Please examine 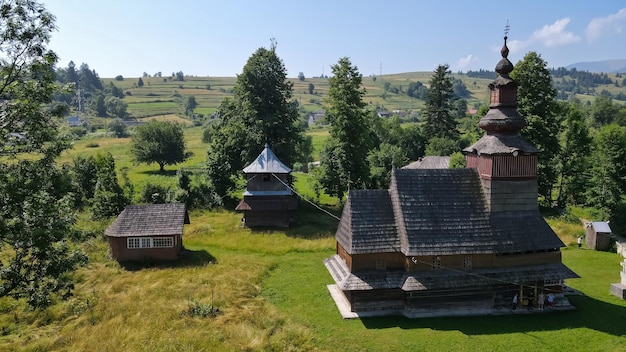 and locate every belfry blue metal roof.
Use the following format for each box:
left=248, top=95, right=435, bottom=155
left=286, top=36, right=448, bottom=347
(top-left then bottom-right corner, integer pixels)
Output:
left=243, top=144, right=291, bottom=174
